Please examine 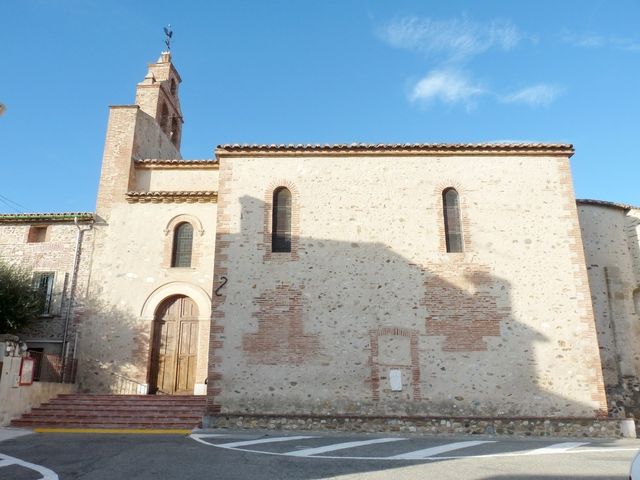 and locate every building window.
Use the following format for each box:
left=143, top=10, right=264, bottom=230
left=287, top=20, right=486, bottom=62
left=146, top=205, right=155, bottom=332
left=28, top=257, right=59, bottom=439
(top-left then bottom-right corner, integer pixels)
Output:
left=272, top=187, right=292, bottom=253
left=170, top=78, right=177, bottom=96
left=443, top=188, right=463, bottom=253
left=171, top=222, right=193, bottom=267
left=27, top=226, right=48, bottom=243
left=33, top=272, right=55, bottom=315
